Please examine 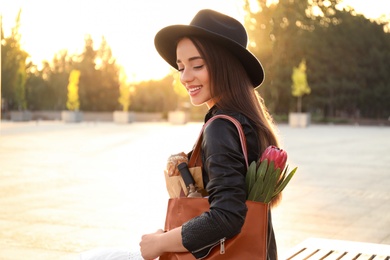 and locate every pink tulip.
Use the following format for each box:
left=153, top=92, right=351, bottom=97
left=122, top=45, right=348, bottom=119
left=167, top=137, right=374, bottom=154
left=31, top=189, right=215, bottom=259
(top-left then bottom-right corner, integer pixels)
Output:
left=260, top=145, right=287, bottom=170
